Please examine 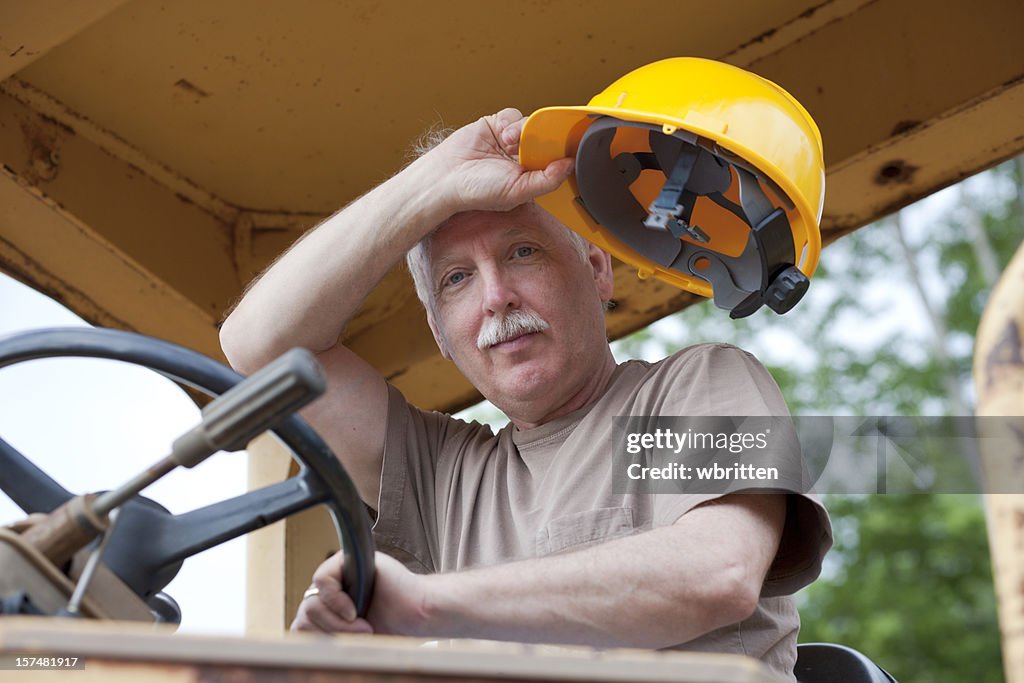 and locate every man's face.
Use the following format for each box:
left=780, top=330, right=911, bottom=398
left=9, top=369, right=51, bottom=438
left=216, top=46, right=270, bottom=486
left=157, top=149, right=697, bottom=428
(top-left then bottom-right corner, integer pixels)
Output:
left=426, top=203, right=614, bottom=422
